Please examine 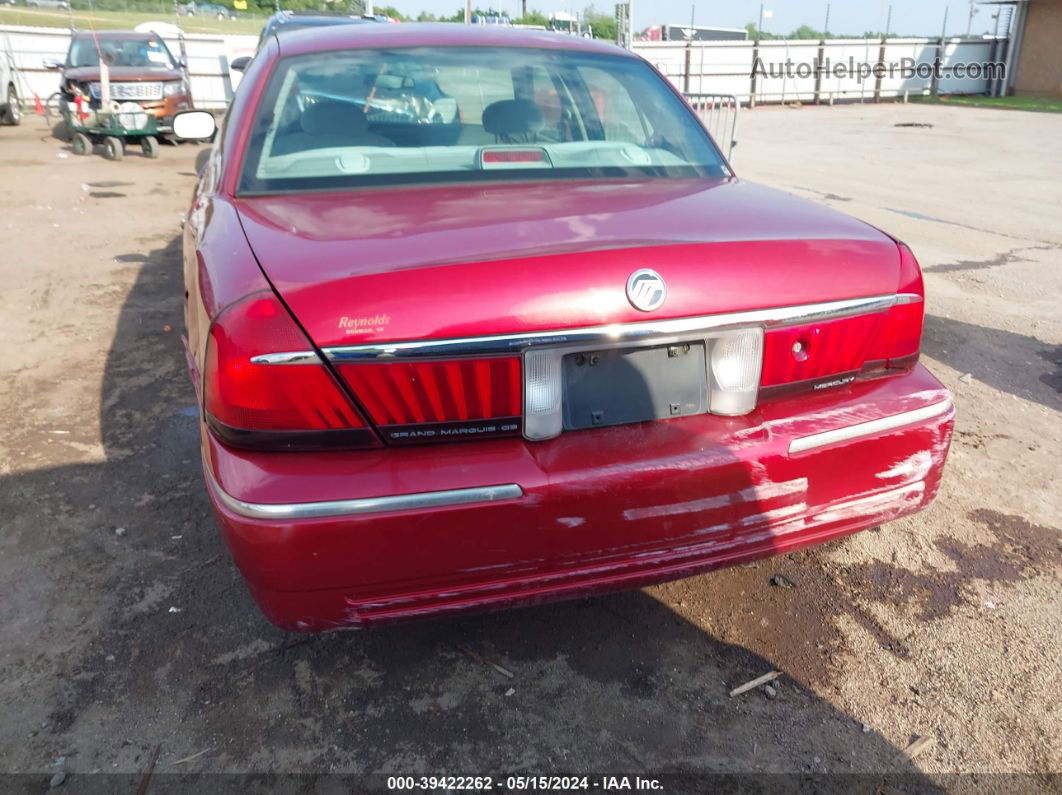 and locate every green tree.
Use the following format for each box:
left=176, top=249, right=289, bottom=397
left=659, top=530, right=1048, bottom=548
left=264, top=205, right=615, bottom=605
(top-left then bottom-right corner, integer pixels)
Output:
left=789, top=24, right=824, bottom=39
left=744, top=22, right=779, bottom=40
left=373, top=4, right=405, bottom=20
left=582, top=4, right=616, bottom=39
left=515, top=9, right=548, bottom=26
left=440, top=6, right=507, bottom=22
